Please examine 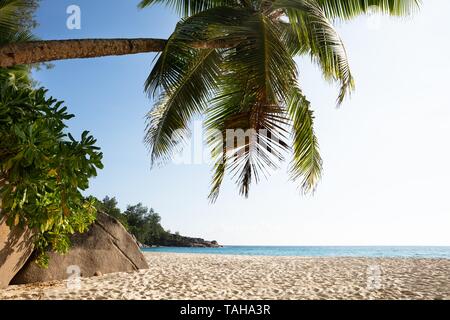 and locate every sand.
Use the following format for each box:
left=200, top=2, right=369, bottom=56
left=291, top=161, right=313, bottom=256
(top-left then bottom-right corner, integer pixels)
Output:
left=0, top=252, right=449, bottom=300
